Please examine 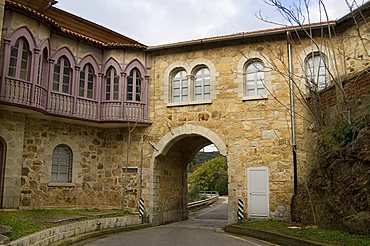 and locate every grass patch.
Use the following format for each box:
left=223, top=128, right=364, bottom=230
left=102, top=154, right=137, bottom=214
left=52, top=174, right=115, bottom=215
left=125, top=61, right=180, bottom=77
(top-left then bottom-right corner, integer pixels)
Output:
left=0, top=208, right=132, bottom=240
left=240, top=220, right=370, bottom=246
